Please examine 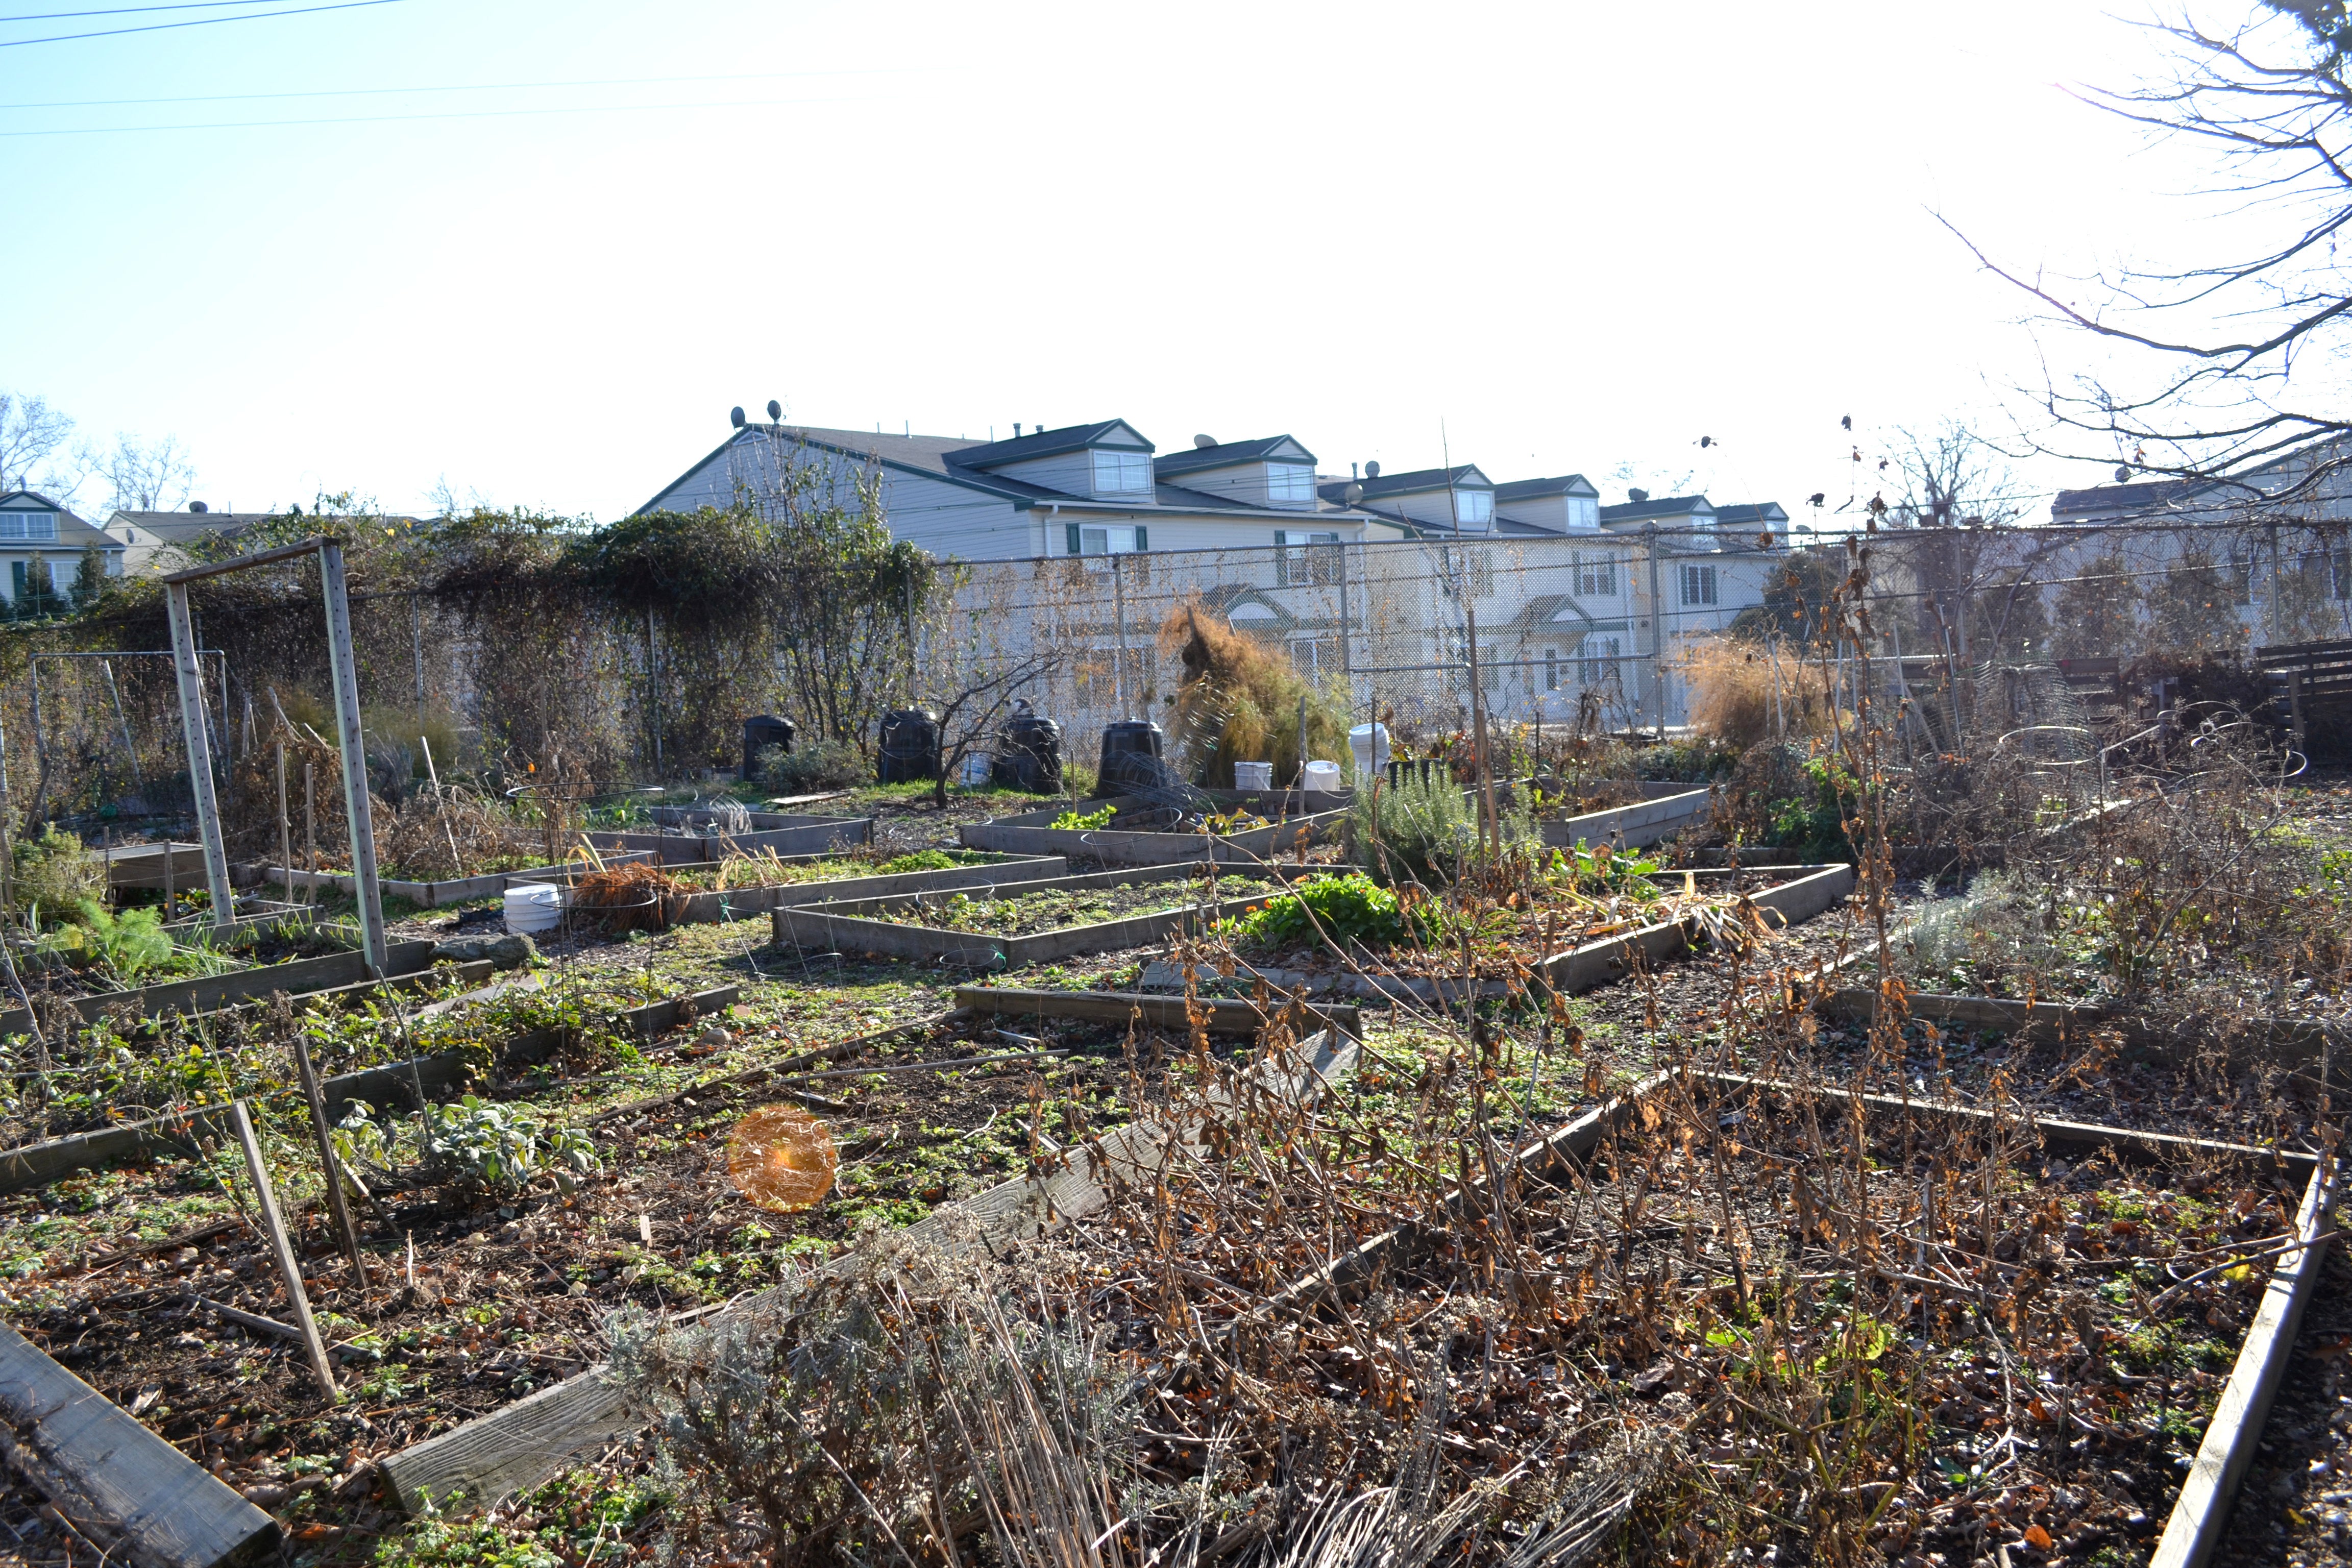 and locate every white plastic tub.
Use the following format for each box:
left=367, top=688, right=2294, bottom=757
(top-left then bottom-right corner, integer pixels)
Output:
left=1349, top=723, right=1391, bottom=783
left=1303, top=760, right=1343, bottom=792
left=1233, top=761, right=1275, bottom=791
left=503, top=883, right=564, bottom=934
